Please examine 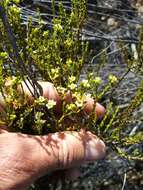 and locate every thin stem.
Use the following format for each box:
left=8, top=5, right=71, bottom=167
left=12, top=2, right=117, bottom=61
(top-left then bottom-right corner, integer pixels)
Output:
left=0, top=4, right=43, bottom=97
